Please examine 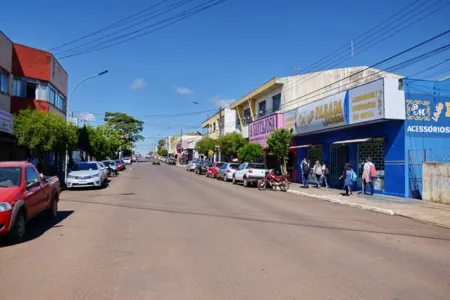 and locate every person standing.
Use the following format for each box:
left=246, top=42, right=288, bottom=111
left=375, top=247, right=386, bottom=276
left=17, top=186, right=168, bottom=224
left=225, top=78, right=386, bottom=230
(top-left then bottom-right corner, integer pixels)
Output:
left=321, top=161, right=330, bottom=188
left=300, top=157, right=310, bottom=188
left=339, top=163, right=356, bottom=196
left=362, top=157, right=376, bottom=195
left=313, top=160, right=322, bottom=188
